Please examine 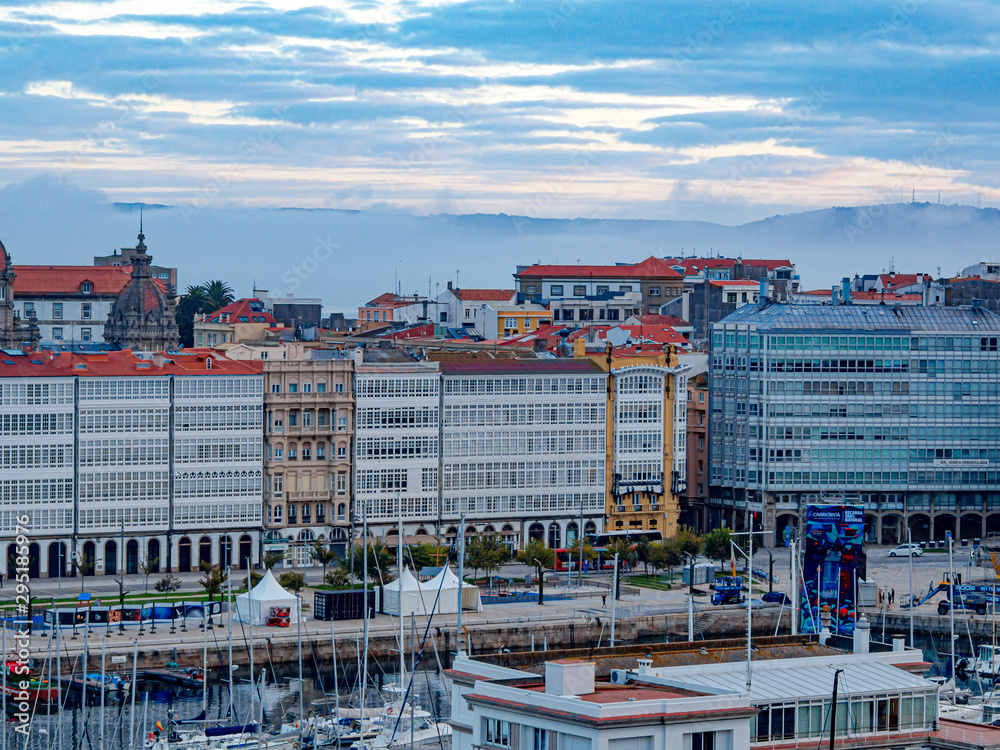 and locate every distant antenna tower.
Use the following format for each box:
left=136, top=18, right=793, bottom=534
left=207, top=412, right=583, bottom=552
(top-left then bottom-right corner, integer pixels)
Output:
left=938, top=189, right=941, bottom=204
left=912, top=186, right=915, bottom=204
